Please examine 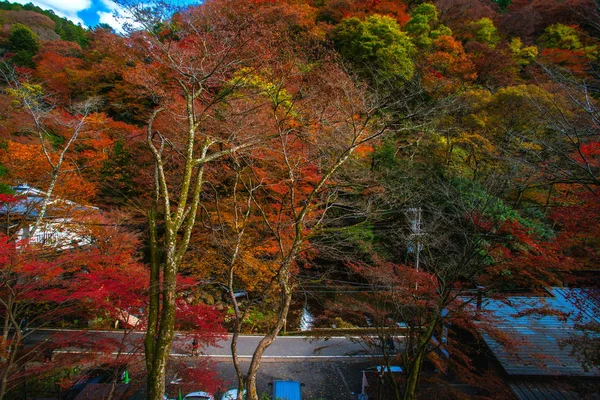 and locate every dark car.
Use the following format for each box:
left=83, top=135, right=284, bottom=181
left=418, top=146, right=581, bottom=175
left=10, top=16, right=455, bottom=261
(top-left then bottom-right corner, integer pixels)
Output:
left=66, top=364, right=128, bottom=400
